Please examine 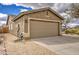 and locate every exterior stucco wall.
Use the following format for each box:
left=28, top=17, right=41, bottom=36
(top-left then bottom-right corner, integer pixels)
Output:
left=13, top=16, right=24, bottom=36
left=23, top=15, right=29, bottom=37
left=13, top=15, right=29, bottom=37
left=23, top=15, right=28, bottom=33
left=28, top=10, right=62, bottom=22
left=8, top=16, right=15, bottom=34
